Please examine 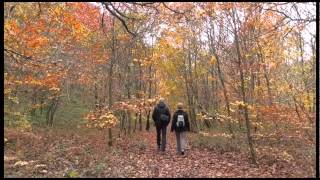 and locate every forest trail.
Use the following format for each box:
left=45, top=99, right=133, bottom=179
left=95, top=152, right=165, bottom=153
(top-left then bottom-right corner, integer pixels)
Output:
left=4, top=127, right=312, bottom=178
left=92, top=129, right=296, bottom=178
left=4, top=2, right=316, bottom=178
